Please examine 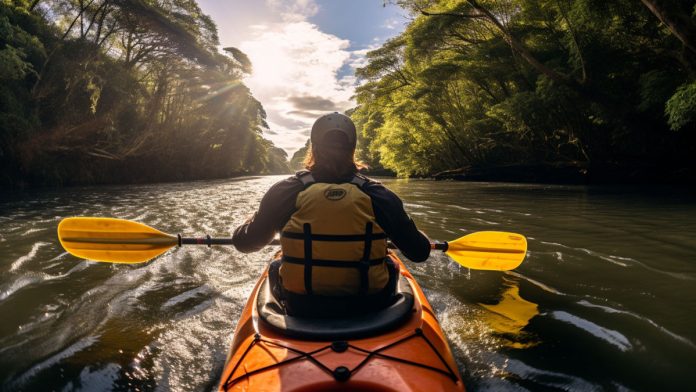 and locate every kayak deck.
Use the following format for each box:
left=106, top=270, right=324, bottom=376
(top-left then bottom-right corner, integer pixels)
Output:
left=218, top=253, right=466, bottom=391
